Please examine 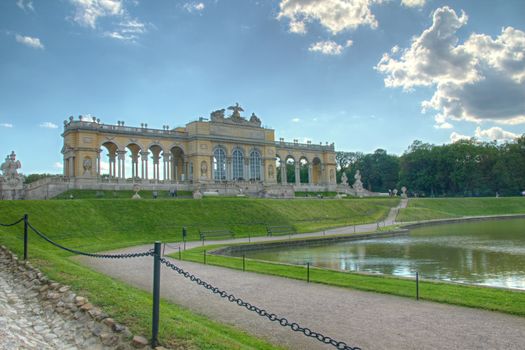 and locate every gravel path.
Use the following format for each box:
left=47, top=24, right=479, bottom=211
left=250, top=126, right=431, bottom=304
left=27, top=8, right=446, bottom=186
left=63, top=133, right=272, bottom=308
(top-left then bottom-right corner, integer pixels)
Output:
left=78, top=199, right=525, bottom=349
